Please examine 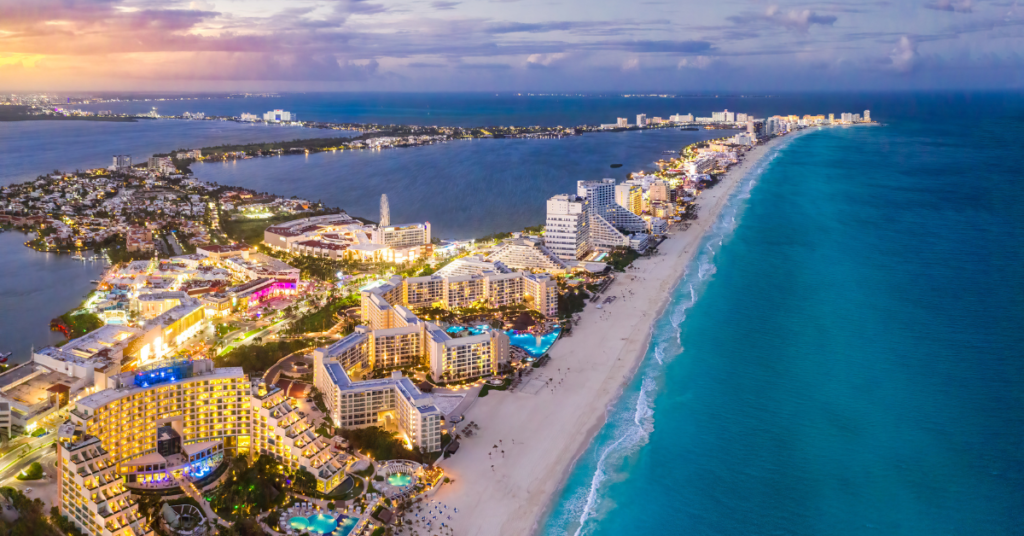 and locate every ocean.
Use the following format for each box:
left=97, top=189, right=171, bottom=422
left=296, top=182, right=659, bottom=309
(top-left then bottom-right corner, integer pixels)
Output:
left=1, top=93, right=1021, bottom=535
left=542, top=94, right=1024, bottom=535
